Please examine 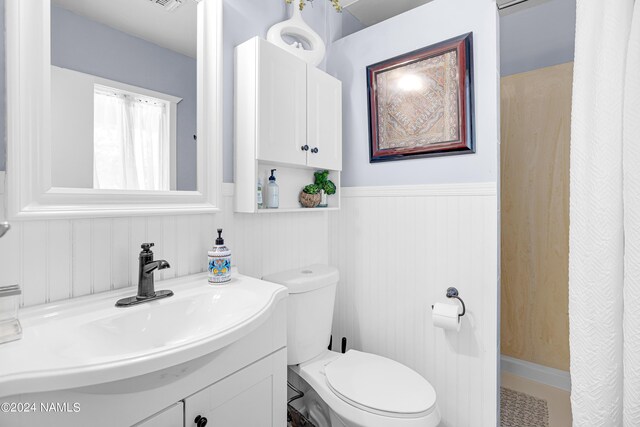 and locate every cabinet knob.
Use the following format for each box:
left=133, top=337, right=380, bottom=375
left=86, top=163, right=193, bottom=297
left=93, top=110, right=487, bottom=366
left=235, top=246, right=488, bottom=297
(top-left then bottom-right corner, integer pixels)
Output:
left=301, top=145, right=309, bottom=151
left=311, top=147, right=319, bottom=154
left=194, top=415, right=208, bottom=427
